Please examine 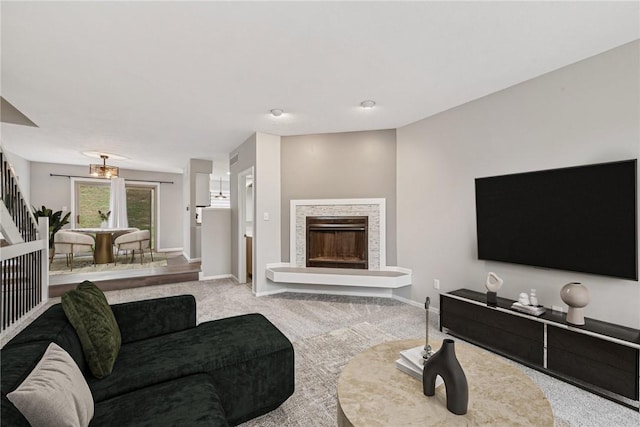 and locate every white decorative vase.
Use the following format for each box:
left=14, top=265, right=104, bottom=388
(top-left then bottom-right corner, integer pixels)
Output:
left=100, top=221, right=108, bottom=229
left=560, top=282, right=590, bottom=325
